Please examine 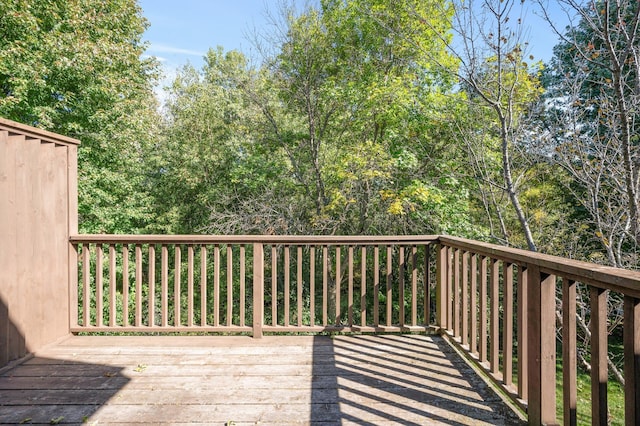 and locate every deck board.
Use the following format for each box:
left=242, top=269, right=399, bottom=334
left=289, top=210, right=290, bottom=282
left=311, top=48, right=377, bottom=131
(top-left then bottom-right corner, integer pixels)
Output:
left=0, top=334, right=524, bottom=425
